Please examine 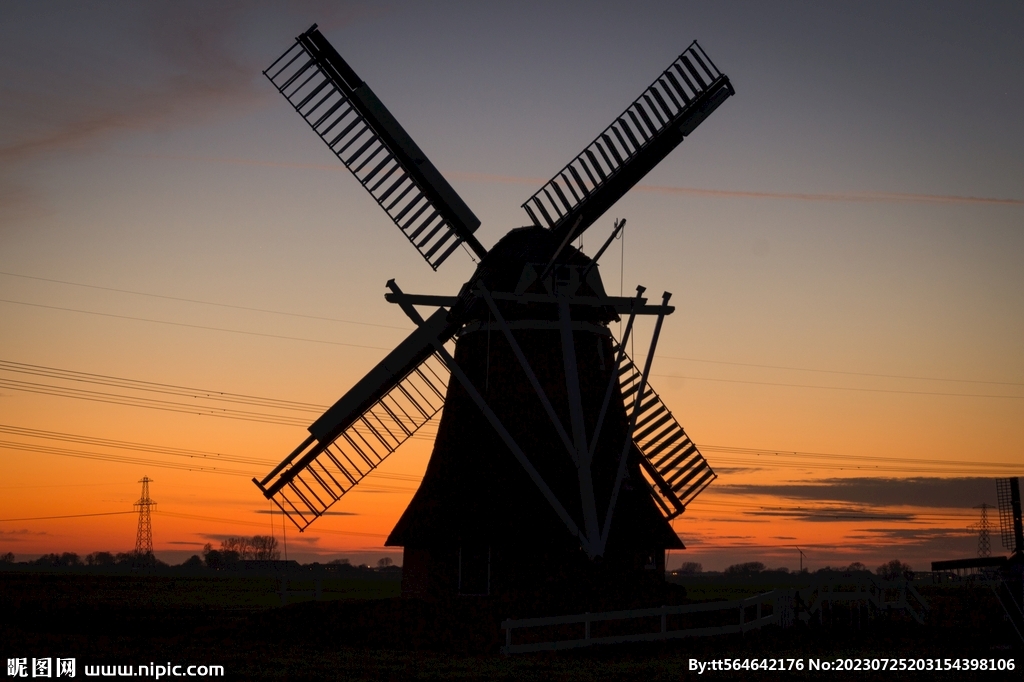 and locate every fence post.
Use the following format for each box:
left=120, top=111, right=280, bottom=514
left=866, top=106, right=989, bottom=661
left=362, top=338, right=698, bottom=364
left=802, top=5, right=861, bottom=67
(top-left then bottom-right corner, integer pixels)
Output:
left=585, top=612, right=590, bottom=642
left=661, top=605, right=667, bottom=634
